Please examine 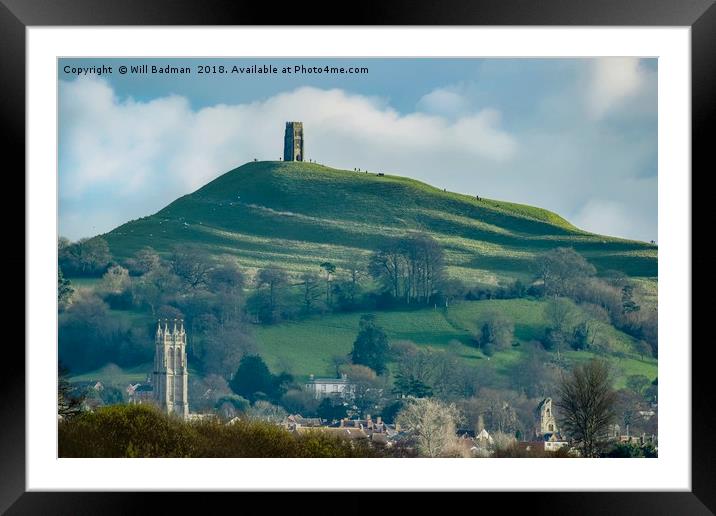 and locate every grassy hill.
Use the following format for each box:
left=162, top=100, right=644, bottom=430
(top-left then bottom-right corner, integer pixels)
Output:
left=102, top=161, right=657, bottom=283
